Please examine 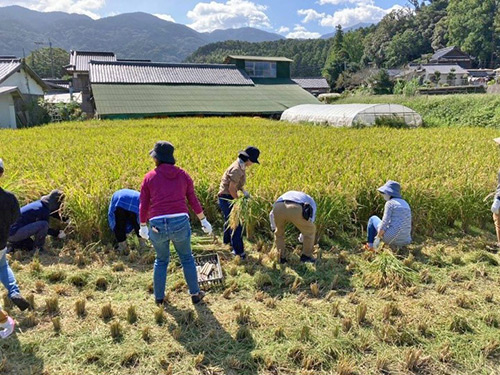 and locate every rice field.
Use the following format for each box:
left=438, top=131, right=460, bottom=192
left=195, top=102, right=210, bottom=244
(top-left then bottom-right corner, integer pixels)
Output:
left=1, top=117, right=499, bottom=243
left=1, top=117, right=500, bottom=374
